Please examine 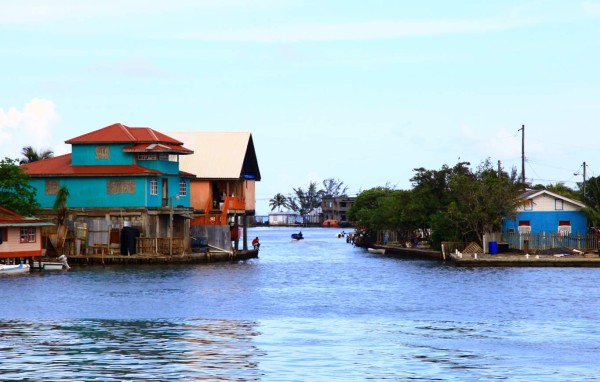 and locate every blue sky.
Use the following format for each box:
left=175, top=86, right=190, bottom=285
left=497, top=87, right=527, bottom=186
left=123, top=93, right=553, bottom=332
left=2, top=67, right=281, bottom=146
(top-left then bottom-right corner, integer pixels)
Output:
left=1, top=0, right=599, bottom=214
